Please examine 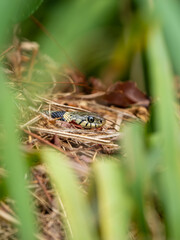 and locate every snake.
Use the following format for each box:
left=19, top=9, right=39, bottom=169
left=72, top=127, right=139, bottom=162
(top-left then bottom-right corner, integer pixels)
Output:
left=45, top=111, right=105, bottom=129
